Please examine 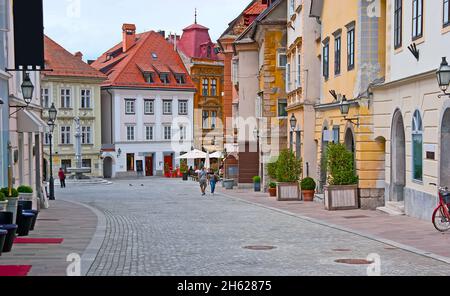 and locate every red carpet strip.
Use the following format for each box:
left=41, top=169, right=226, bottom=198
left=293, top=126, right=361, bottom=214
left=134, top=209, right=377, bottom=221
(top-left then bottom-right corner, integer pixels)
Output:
left=14, top=238, right=64, bottom=244
left=0, top=265, right=32, bottom=276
